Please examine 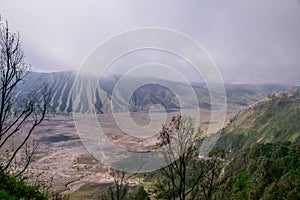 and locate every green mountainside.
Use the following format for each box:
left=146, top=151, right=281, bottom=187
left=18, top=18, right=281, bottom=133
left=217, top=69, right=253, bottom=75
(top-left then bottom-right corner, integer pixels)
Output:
left=141, top=87, right=300, bottom=200
left=210, top=87, right=300, bottom=199
left=216, top=86, right=300, bottom=153
left=214, top=142, right=300, bottom=199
